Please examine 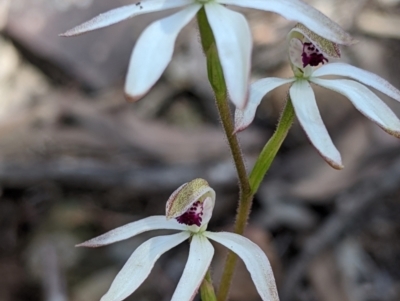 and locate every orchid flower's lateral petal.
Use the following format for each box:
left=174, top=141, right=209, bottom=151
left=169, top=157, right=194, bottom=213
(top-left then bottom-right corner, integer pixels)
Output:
left=218, top=0, right=354, bottom=45
left=205, top=231, right=279, bottom=301
left=101, top=232, right=190, bottom=301
left=125, top=4, right=201, bottom=101
left=311, top=78, right=400, bottom=138
left=76, top=216, right=187, bottom=248
left=205, top=3, right=252, bottom=109
left=234, top=77, right=294, bottom=132
left=60, top=0, right=193, bottom=36
left=312, top=63, right=400, bottom=102
left=171, top=235, right=214, bottom=301
left=200, top=196, right=214, bottom=227
left=289, top=38, right=304, bottom=69
left=290, top=80, right=343, bottom=169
